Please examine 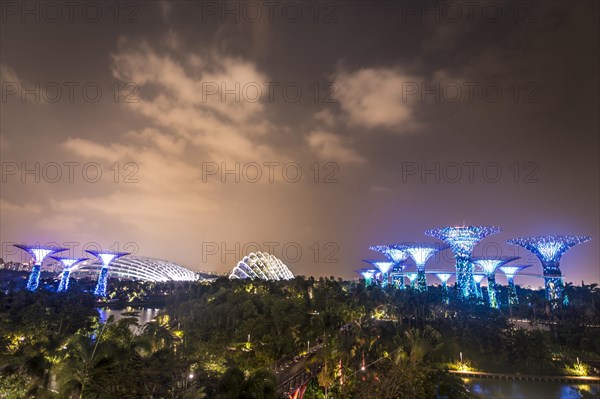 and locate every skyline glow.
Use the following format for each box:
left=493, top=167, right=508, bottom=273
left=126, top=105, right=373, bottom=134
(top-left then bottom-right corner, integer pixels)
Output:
left=1, top=2, right=598, bottom=284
